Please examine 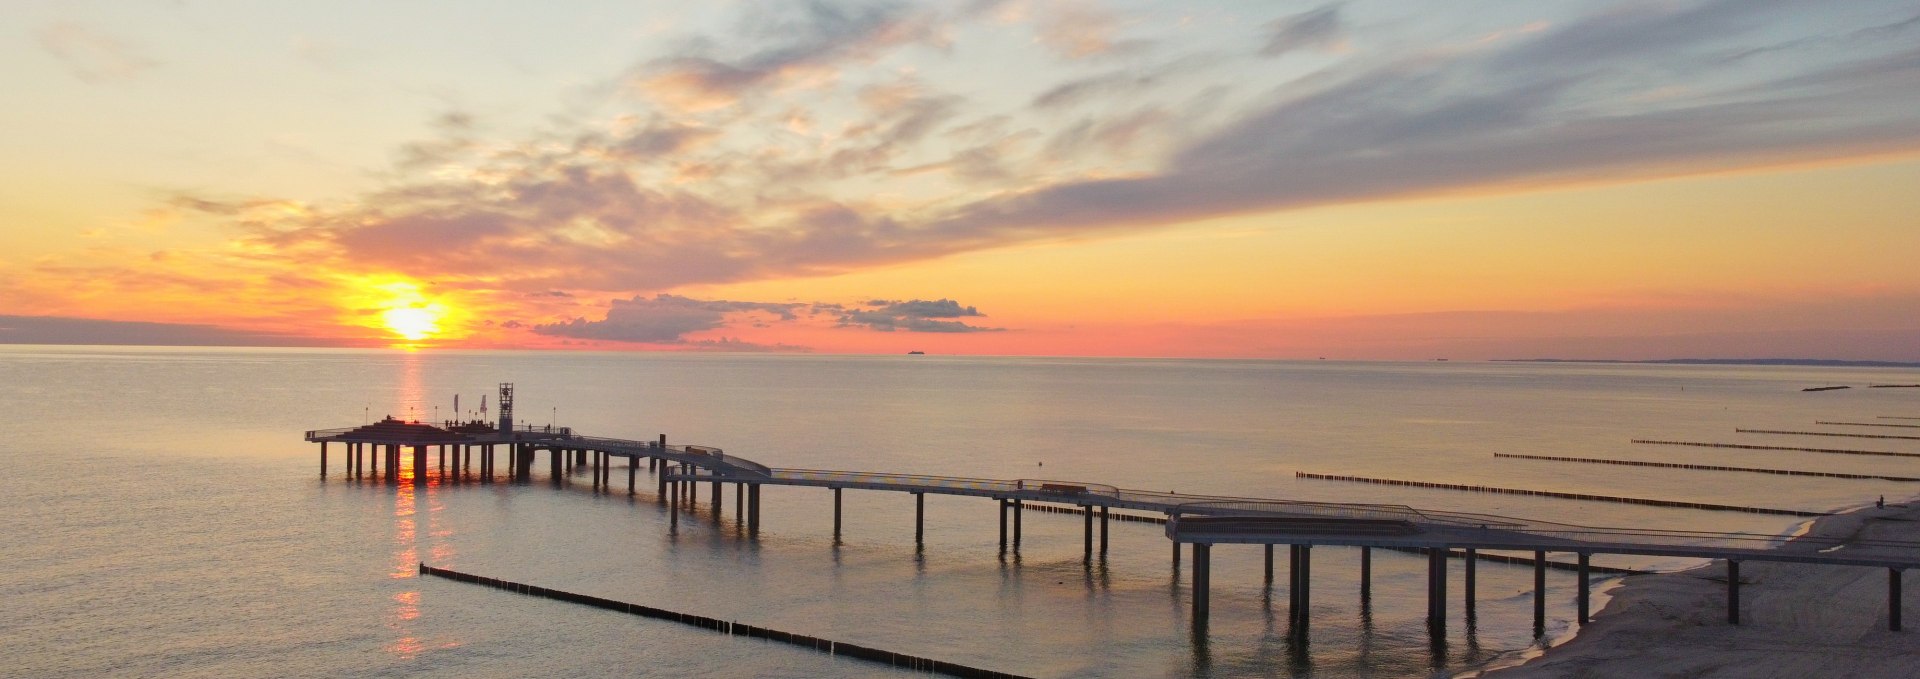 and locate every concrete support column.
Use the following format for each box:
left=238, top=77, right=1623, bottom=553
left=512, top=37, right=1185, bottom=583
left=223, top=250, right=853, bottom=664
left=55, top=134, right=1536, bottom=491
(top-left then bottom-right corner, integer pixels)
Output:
left=1578, top=552, right=1592, bottom=625
left=710, top=480, right=720, bottom=518
left=1361, top=546, right=1372, bottom=601
left=735, top=482, right=744, bottom=522
left=915, top=492, right=925, bottom=549
left=320, top=442, right=328, bottom=477
left=1081, top=504, right=1092, bottom=561
left=1099, top=505, right=1109, bottom=556
left=1428, top=548, right=1447, bottom=635
left=1465, top=548, right=1478, bottom=619
left=1534, top=550, right=1547, bottom=636
left=747, top=483, right=761, bottom=534
left=1290, top=545, right=1302, bottom=623
left=1727, top=560, right=1741, bottom=625
left=1192, top=543, right=1211, bottom=627
left=998, top=499, right=1008, bottom=552
left=627, top=459, right=637, bottom=494
left=552, top=447, right=564, bottom=484
left=412, top=446, right=427, bottom=486
left=1011, top=499, right=1022, bottom=551
left=832, top=488, right=843, bottom=540
left=1892, top=568, right=1904, bottom=631
left=669, top=481, right=679, bottom=531
left=1264, top=544, right=1274, bottom=585
left=1296, top=544, right=1312, bottom=636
